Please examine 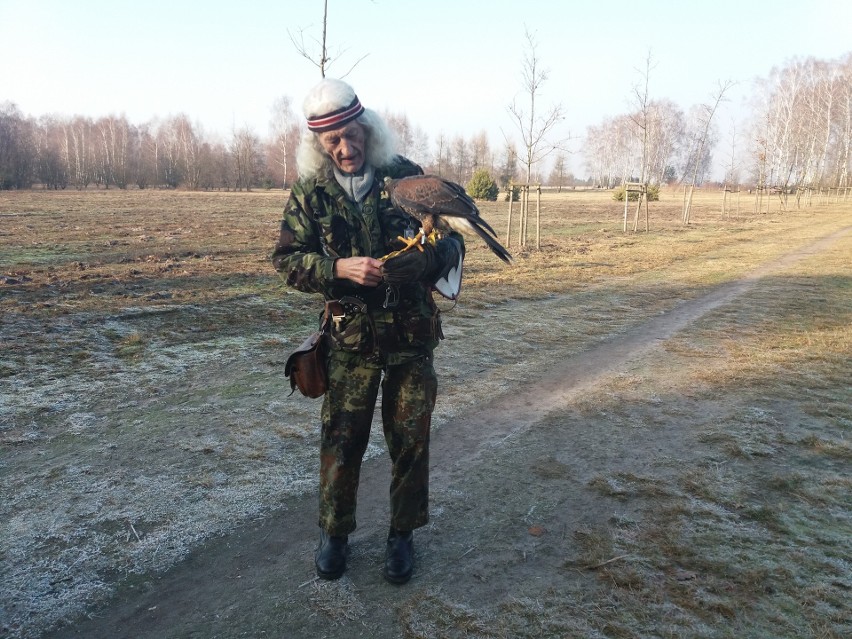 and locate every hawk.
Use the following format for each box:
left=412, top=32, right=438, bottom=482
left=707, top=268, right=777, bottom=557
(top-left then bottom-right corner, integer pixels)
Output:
left=384, top=175, right=513, bottom=264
